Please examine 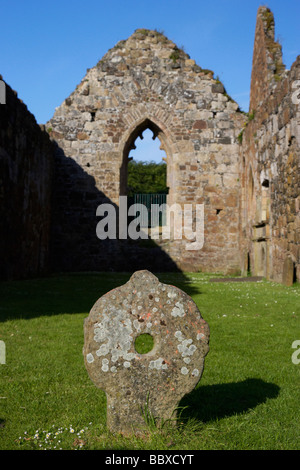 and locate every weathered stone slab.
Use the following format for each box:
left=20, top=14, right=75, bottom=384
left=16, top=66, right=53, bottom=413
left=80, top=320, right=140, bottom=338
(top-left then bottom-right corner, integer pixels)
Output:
left=282, top=257, right=295, bottom=286
left=83, top=270, right=209, bottom=435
